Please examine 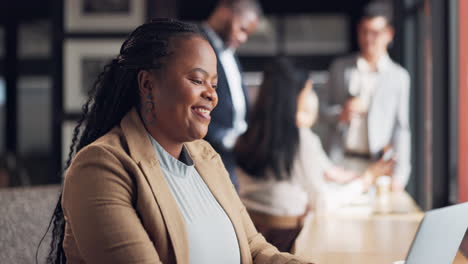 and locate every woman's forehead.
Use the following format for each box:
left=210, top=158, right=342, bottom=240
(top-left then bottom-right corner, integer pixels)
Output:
left=164, top=36, right=216, bottom=70
left=168, top=34, right=208, bottom=53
